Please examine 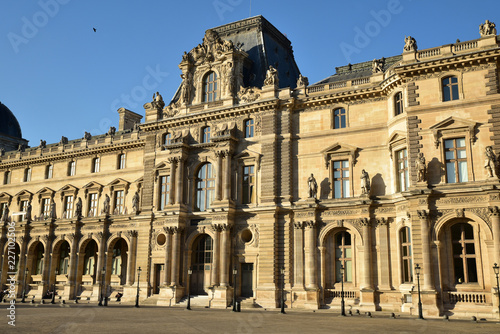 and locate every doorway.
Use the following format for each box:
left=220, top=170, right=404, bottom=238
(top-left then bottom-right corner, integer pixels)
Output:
left=241, top=263, right=254, bottom=297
